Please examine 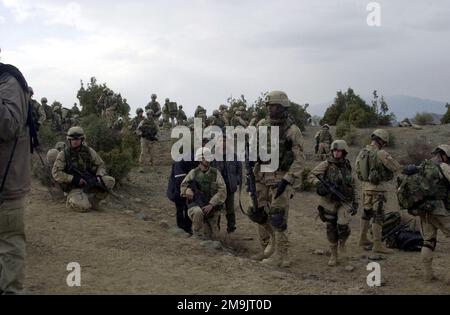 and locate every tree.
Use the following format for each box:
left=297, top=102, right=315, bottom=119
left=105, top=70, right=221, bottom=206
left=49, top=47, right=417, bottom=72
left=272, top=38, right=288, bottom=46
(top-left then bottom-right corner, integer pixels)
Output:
left=441, top=103, right=450, bottom=124
left=413, top=112, right=434, bottom=125
left=377, top=96, right=396, bottom=126
left=371, top=90, right=379, bottom=116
